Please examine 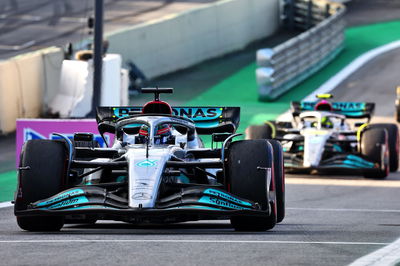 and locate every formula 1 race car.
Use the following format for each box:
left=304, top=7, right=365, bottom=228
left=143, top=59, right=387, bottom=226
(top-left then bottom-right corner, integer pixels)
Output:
left=246, top=94, right=399, bottom=179
left=14, top=88, right=285, bottom=232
